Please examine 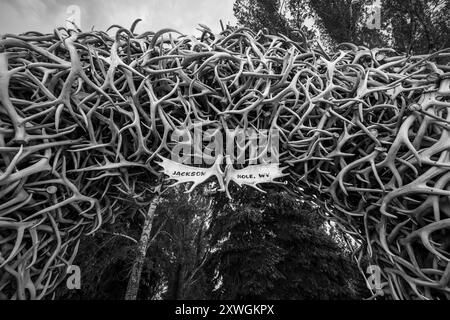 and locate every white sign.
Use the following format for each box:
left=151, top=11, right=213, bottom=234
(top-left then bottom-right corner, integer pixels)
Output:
left=157, top=155, right=287, bottom=193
